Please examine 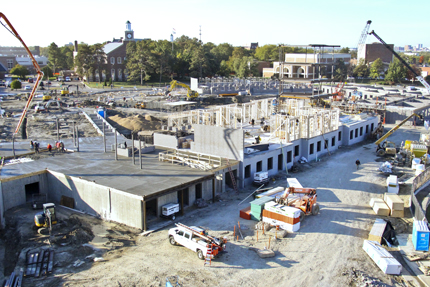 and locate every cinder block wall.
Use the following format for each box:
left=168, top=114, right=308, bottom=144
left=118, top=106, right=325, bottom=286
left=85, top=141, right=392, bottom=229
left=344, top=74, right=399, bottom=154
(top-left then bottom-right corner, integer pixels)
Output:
left=1, top=171, right=49, bottom=211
